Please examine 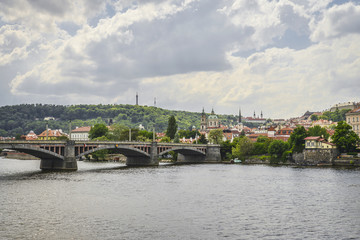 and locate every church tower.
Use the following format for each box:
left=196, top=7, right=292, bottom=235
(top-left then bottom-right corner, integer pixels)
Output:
left=238, top=108, right=242, bottom=124
left=200, top=108, right=207, bottom=131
